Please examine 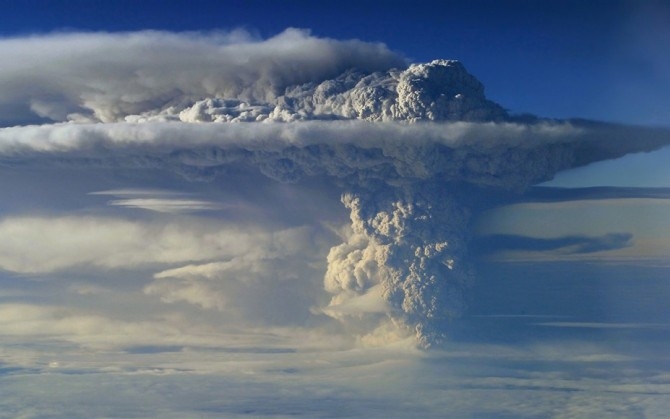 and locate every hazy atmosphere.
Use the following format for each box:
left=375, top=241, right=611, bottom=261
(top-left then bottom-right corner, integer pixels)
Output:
left=1, top=1, right=670, bottom=417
